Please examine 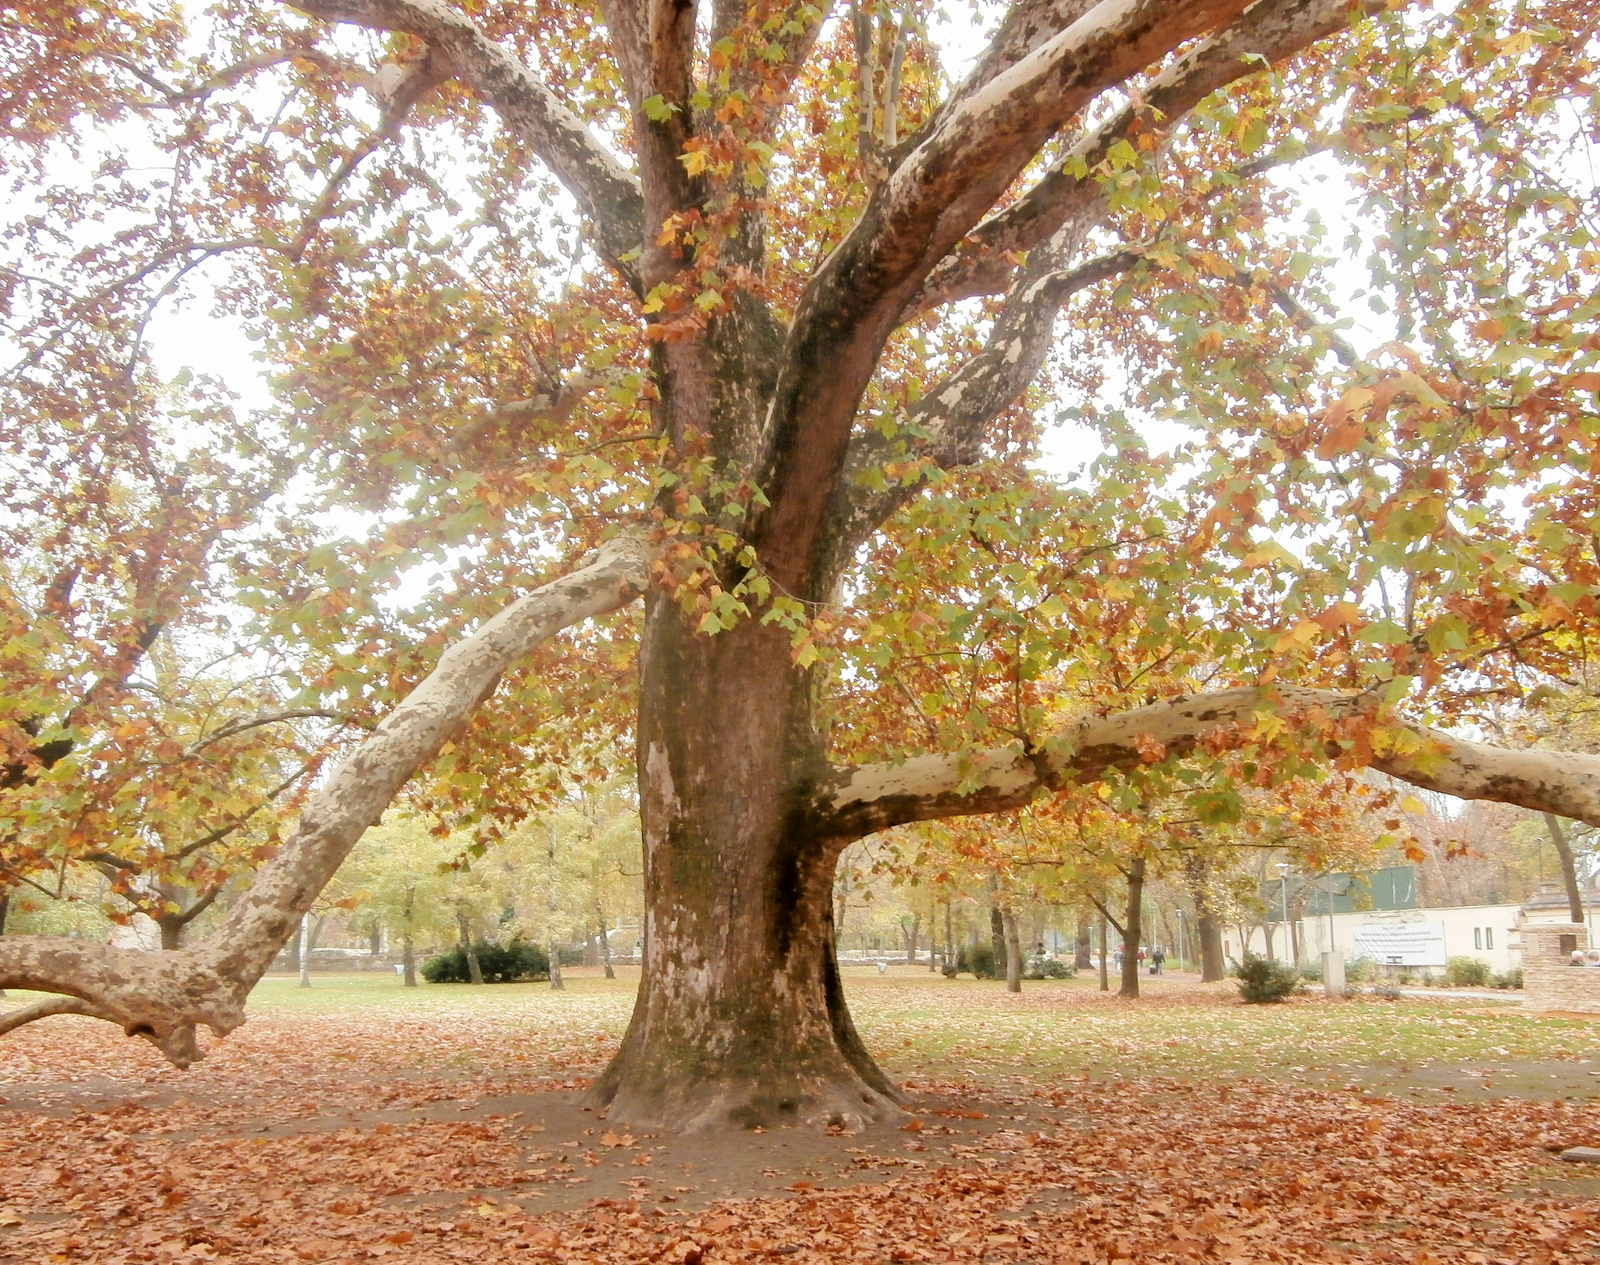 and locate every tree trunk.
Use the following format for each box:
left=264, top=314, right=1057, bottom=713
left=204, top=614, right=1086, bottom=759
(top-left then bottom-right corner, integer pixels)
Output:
left=597, top=902, right=616, bottom=980
left=928, top=896, right=937, bottom=972
left=905, top=912, right=919, bottom=963
left=1545, top=814, right=1586, bottom=924
left=1074, top=907, right=1092, bottom=970
left=159, top=917, right=183, bottom=951
left=549, top=943, right=564, bottom=989
left=401, top=888, right=417, bottom=987
left=1098, top=911, right=1109, bottom=992
left=989, top=904, right=1005, bottom=974
left=370, top=923, right=382, bottom=955
left=588, top=610, right=898, bottom=1132
left=1185, top=852, right=1226, bottom=982
left=1001, top=908, right=1021, bottom=993
left=456, top=912, right=484, bottom=986
left=1120, top=858, right=1145, bottom=999
left=944, top=898, right=953, bottom=976
left=0, top=892, right=7, bottom=997
left=1198, top=910, right=1225, bottom=983
left=297, top=911, right=311, bottom=989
